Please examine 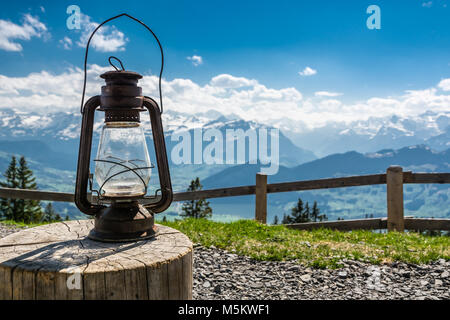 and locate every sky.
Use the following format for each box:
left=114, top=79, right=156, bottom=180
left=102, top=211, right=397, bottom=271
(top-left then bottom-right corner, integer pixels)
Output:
left=0, top=0, right=449, bottom=129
